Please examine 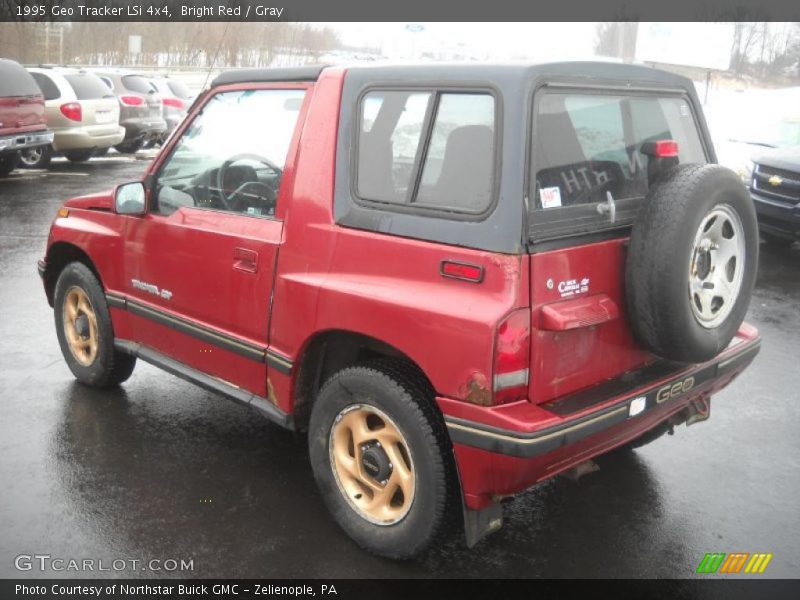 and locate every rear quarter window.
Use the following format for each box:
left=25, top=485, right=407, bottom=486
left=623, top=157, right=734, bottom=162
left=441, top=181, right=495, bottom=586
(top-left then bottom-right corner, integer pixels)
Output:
left=530, top=90, right=706, bottom=240
left=30, top=72, right=60, bottom=101
left=356, top=89, right=497, bottom=215
left=0, top=60, right=42, bottom=97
